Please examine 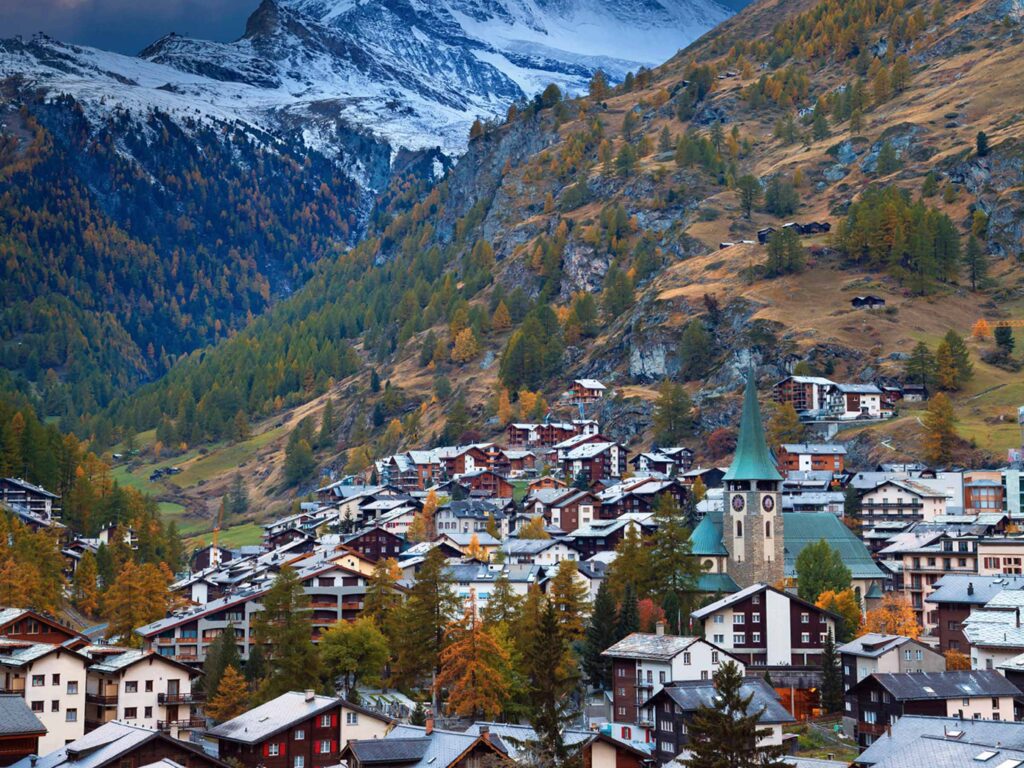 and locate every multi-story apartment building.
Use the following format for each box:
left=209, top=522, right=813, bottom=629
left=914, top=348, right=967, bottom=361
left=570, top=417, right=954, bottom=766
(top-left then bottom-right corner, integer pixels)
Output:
left=601, top=631, right=742, bottom=728
left=848, top=671, right=1019, bottom=748
left=0, top=478, right=61, bottom=523
left=926, top=574, right=1024, bottom=652
left=883, top=532, right=978, bottom=630
left=977, top=538, right=1024, bottom=576
left=772, top=376, right=834, bottom=416
left=837, top=634, right=945, bottom=736
left=858, top=479, right=949, bottom=523
left=0, top=639, right=90, bottom=752
left=137, top=559, right=383, bottom=664
left=690, top=584, right=839, bottom=668
left=560, top=442, right=627, bottom=486
left=646, top=678, right=792, bottom=764
left=964, top=474, right=1005, bottom=515
left=775, top=444, right=846, bottom=475
left=82, top=647, right=202, bottom=739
